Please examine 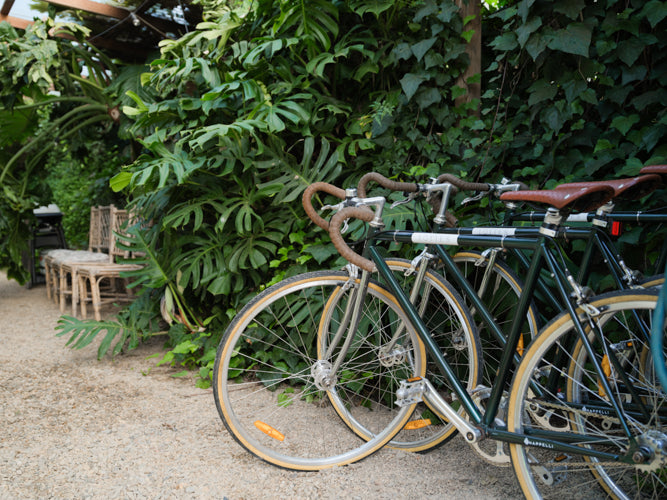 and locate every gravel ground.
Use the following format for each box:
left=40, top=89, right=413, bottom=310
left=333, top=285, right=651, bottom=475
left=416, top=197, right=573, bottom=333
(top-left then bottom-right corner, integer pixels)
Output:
left=0, top=272, right=523, bottom=499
